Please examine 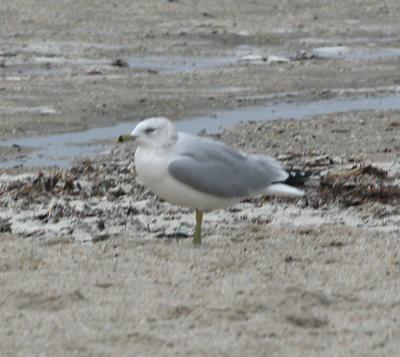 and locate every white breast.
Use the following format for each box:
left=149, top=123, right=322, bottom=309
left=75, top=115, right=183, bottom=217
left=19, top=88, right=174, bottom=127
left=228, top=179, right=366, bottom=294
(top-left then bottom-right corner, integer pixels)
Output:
left=135, top=147, right=169, bottom=188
